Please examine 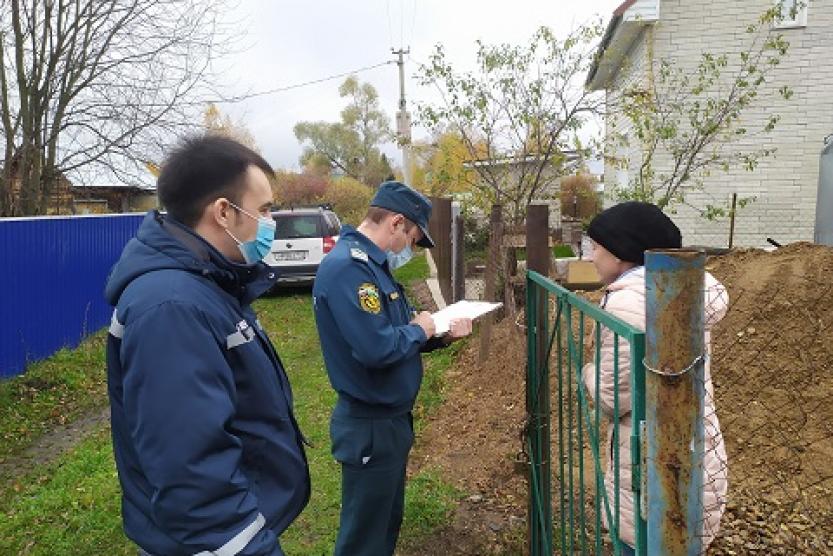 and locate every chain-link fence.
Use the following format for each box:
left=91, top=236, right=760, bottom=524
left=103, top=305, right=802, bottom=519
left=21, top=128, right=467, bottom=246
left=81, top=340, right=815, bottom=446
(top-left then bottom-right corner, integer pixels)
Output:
left=706, top=245, right=833, bottom=555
